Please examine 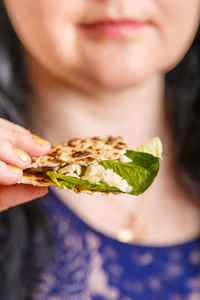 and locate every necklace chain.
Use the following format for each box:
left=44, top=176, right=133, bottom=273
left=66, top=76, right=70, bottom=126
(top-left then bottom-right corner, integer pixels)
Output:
left=105, top=195, right=148, bottom=244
